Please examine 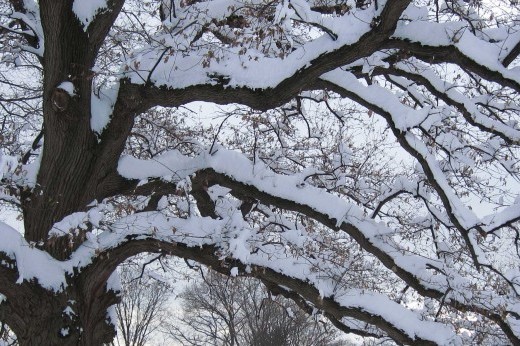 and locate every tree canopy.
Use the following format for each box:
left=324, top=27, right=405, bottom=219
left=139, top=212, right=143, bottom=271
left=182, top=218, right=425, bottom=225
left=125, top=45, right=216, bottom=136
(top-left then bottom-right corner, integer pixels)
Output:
left=1, top=0, right=520, bottom=345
